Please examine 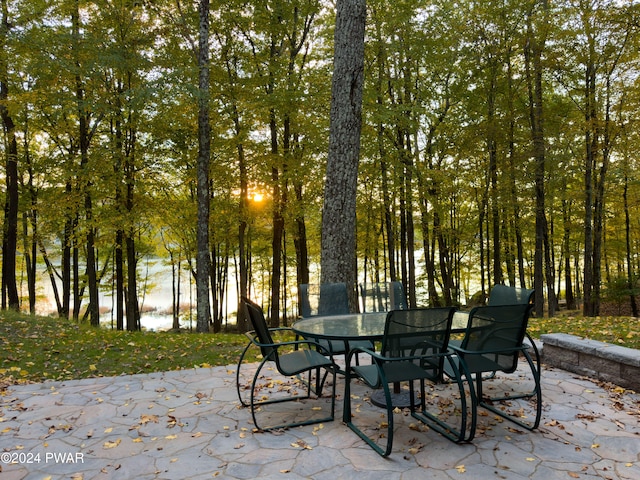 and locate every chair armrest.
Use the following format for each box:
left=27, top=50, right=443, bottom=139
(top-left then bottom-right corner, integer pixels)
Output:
left=244, top=330, right=335, bottom=357
left=449, top=343, right=530, bottom=356
left=347, top=344, right=453, bottom=365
